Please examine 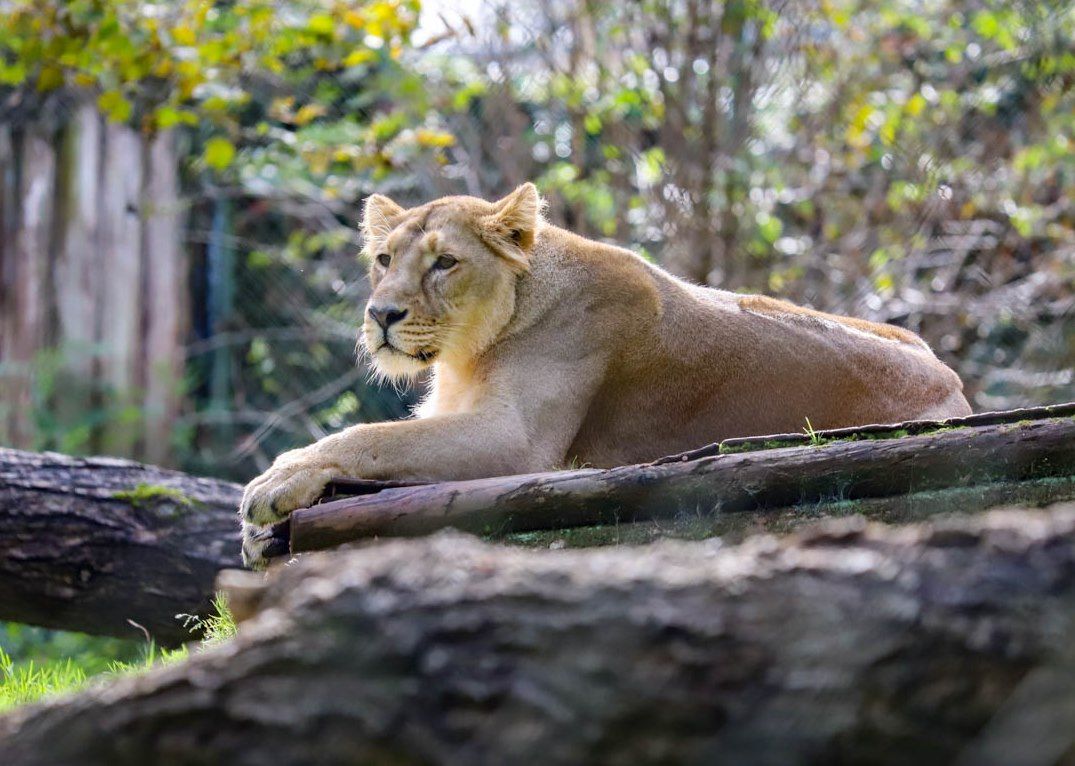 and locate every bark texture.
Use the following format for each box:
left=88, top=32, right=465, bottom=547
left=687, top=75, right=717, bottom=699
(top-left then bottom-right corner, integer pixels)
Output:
left=0, top=448, right=241, bottom=645
left=4, top=506, right=1075, bottom=765
left=277, top=412, right=1075, bottom=556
